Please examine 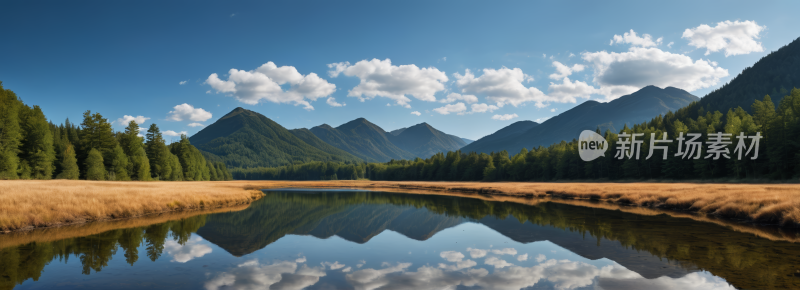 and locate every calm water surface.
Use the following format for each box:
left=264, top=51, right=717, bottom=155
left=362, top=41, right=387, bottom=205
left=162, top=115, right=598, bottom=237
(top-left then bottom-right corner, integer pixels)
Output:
left=2, top=189, right=800, bottom=290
